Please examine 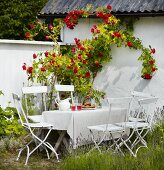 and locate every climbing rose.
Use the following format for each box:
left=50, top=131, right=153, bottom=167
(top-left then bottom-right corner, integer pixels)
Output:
left=149, top=60, right=154, bottom=65
left=151, top=48, right=156, bottom=54
left=144, top=73, right=152, bottom=79
left=45, top=36, right=49, bottom=40
left=49, top=24, right=53, bottom=30
left=74, top=67, right=78, bottom=73
left=72, top=47, right=76, bottom=53
left=77, top=54, right=82, bottom=60
left=127, top=41, right=133, bottom=47
left=22, top=64, right=26, bottom=70
left=113, top=32, right=121, bottom=37
left=44, top=51, right=49, bottom=57
left=82, top=60, right=87, bottom=64
left=41, top=67, right=46, bottom=72
left=93, top=24, right=97, bottom=29
left=97, top=29, right=100, bottom=33
left=91, top=28, right=94, bottom=33
left=27, top=67, right=33, bottom=74
left=152, top=68, right=156, bottom=72
left=85, top=72, right=91, bottom=77
left=107, top=5, right=112, bottom=10
left=25, top=32, right=31, bottom=38
left=94, top=61, right=100, bottom=67
left=33, top=53, right=37, bottom=59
